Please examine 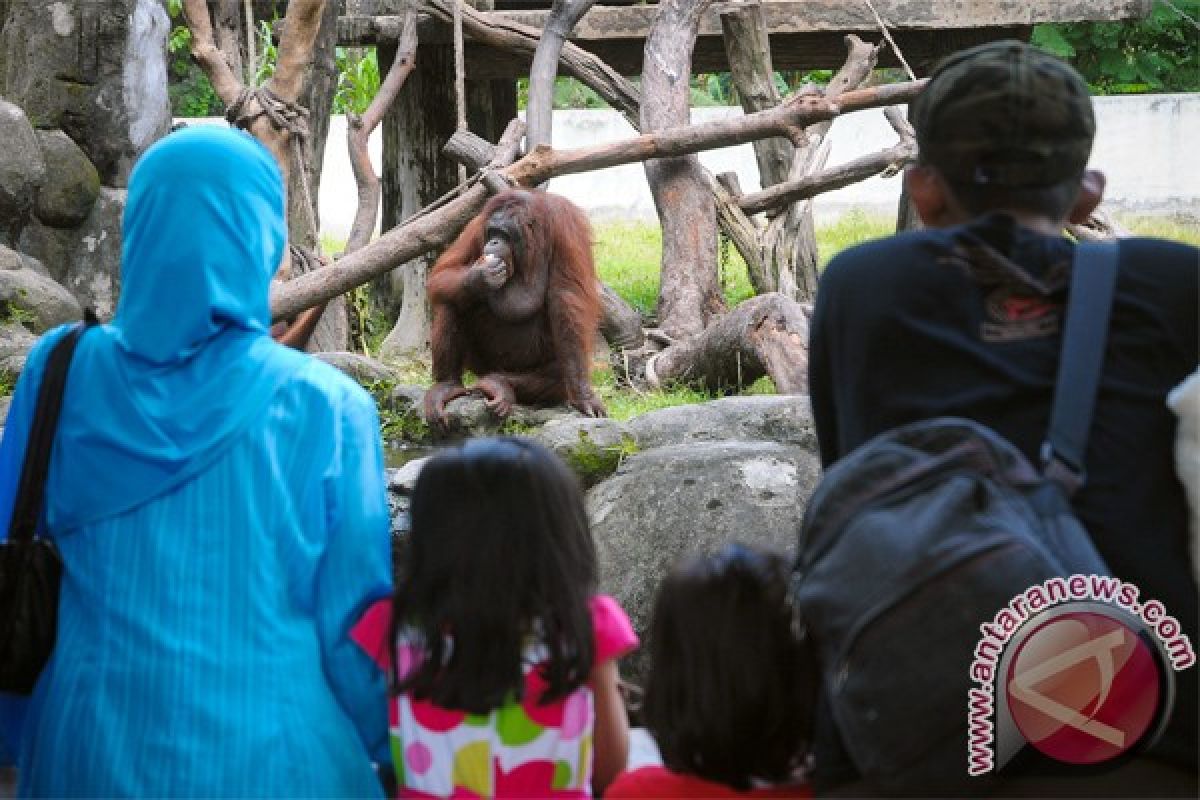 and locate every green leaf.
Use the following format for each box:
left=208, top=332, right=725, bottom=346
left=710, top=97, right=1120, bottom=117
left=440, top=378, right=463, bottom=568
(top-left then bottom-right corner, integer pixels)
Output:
left=1031, top=25, right=1076, bottom=58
